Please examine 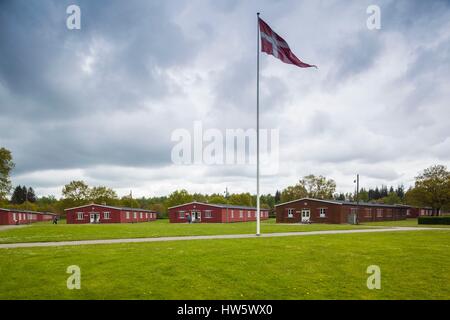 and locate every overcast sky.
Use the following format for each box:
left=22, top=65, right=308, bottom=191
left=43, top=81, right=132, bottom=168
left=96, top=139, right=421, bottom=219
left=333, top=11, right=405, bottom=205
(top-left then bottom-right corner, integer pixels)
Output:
left=1, top=0, right=449, bottom=198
